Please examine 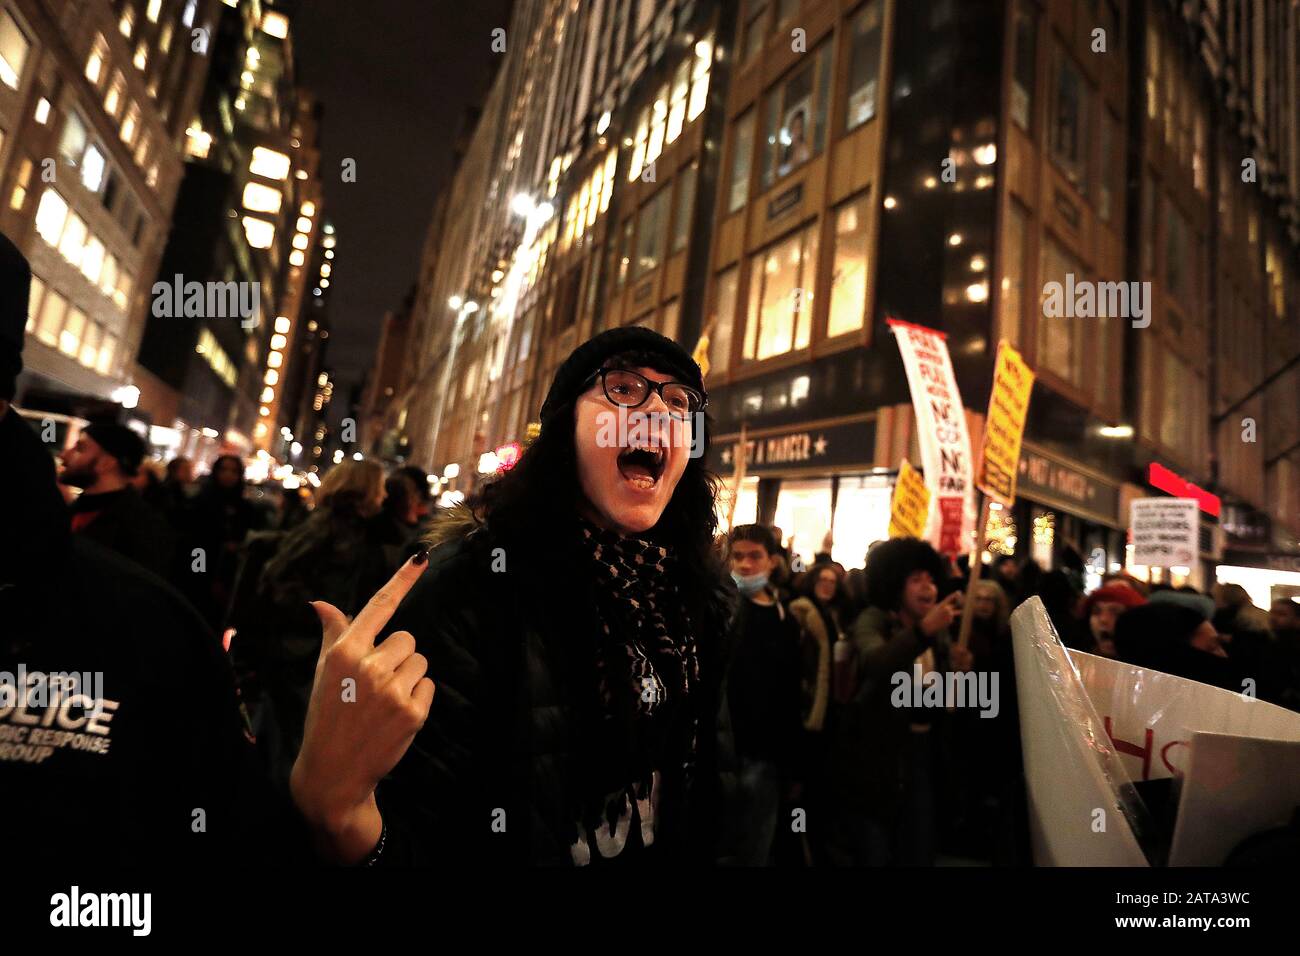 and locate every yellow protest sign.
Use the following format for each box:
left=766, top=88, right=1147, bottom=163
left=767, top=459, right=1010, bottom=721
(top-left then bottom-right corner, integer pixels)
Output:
left=977, top=341, right=1035, bottom=507
left=889, top=459, right=931, bottom=539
